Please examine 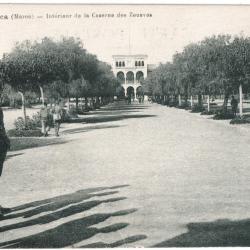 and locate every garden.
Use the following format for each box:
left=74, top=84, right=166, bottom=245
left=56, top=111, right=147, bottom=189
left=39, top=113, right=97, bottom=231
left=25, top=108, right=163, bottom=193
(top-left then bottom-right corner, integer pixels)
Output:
left=142, top=34, right=250, bottom=125
left=0, top=37, right=121, bottom=137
